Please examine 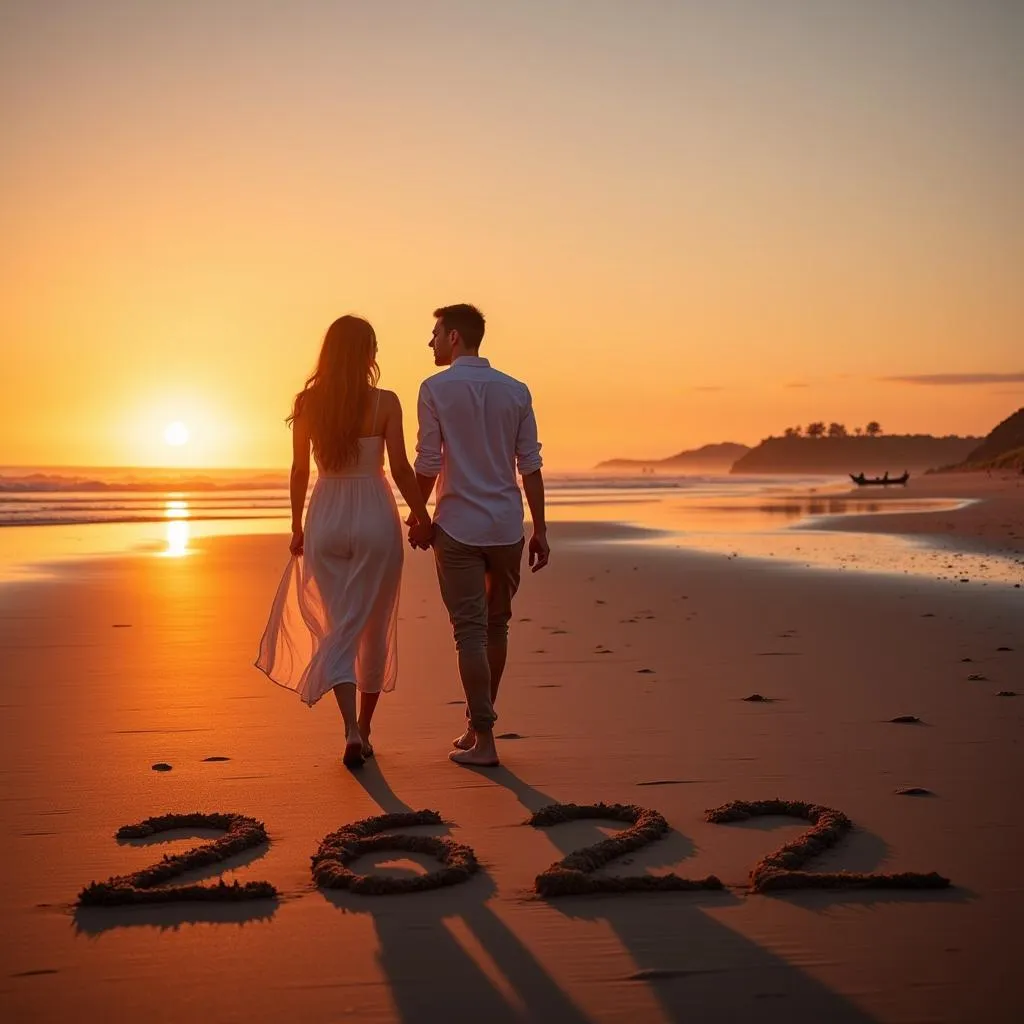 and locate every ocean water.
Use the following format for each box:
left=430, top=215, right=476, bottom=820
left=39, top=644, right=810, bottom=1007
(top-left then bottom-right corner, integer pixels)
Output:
left=1, top=466, right=1020, bottom=588
left=0, top=465, right=843, bottom=529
